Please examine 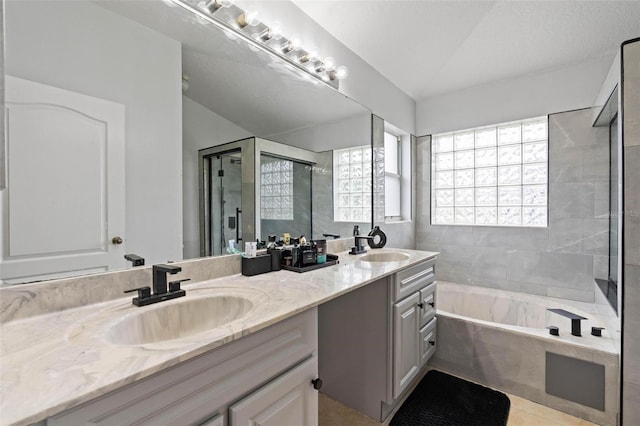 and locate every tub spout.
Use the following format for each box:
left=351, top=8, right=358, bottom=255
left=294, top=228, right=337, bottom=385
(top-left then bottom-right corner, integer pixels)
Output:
left=548, top=308, right=587, bottom=337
